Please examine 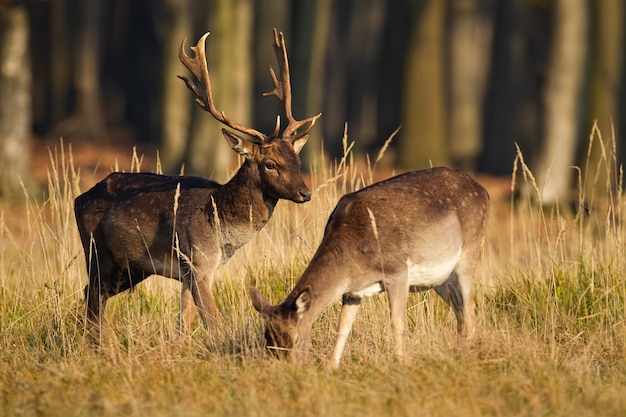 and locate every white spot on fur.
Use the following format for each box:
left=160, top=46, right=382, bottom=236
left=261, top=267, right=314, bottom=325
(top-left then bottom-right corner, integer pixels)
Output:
left=348, top=282, right=384, bottom=298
